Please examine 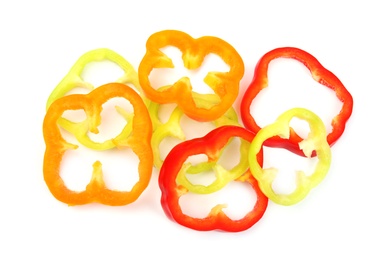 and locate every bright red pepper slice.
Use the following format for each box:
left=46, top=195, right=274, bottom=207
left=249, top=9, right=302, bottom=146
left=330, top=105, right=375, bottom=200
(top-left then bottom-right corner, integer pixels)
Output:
left=240, top=47, right=353, bottom=156
left=158, top=125, right=267, bottom=232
